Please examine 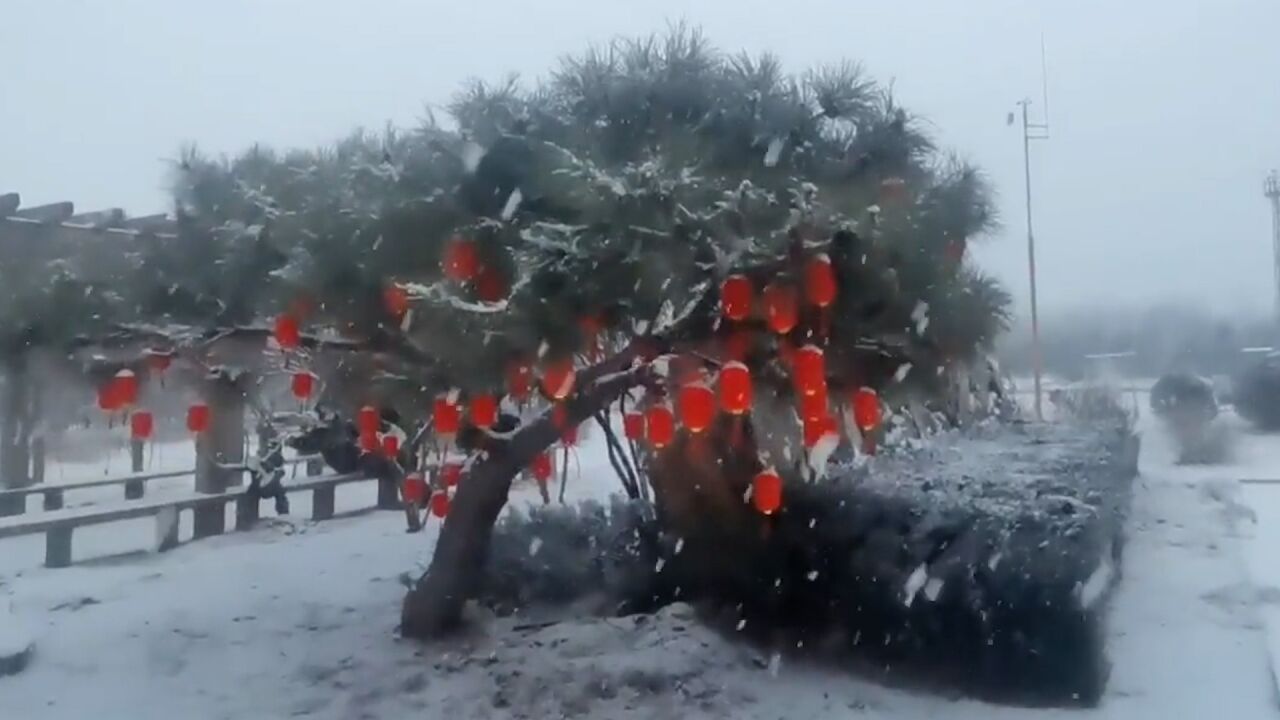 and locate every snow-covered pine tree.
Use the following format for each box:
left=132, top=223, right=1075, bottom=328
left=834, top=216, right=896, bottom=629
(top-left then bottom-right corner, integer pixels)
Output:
left=0, top=26, right=1011, bottom=634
